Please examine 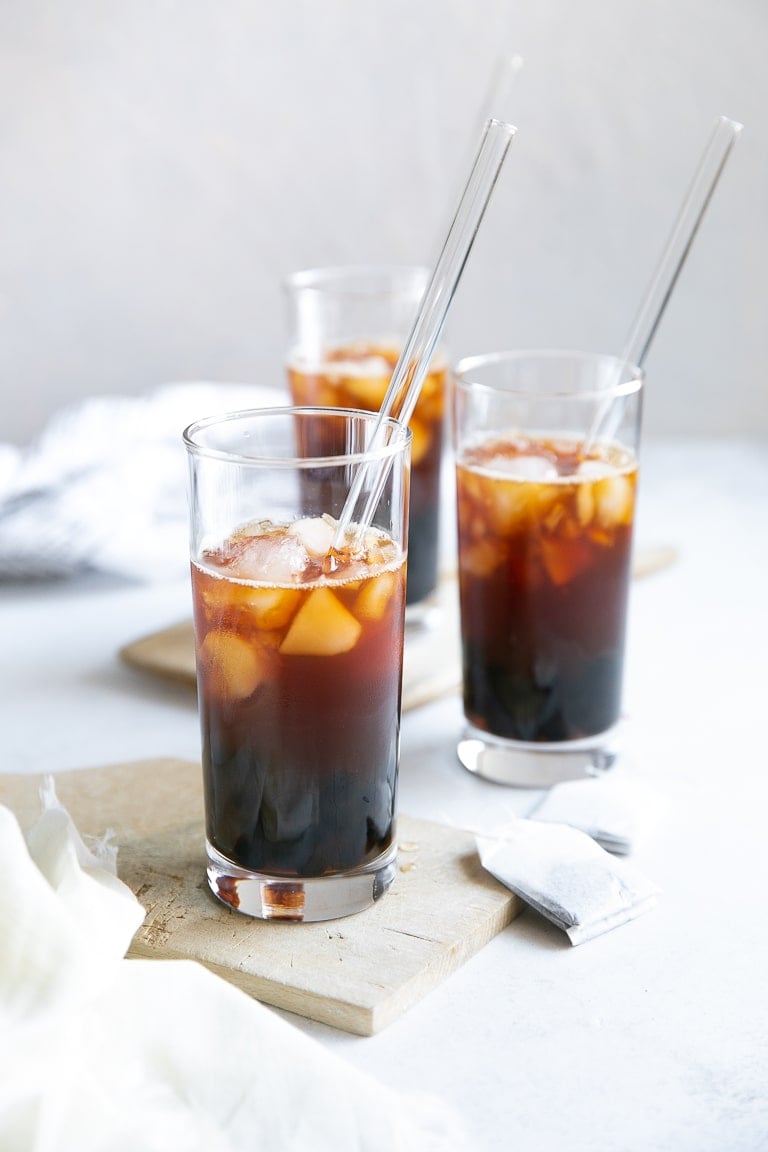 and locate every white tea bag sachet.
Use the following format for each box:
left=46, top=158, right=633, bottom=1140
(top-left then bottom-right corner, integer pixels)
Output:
left=526, top=773, right=656, bottom=854
left=525, top=764, right=663, bottom=857
left=477, top=819, right=659, bottom=945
